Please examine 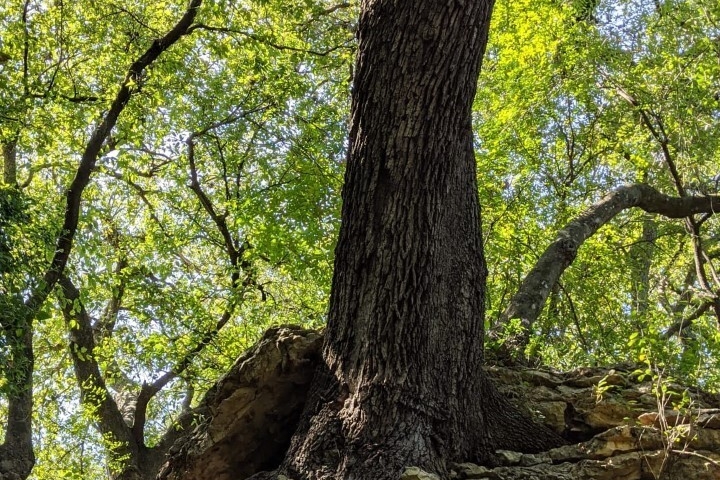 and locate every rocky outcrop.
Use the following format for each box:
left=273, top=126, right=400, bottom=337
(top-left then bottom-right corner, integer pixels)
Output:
left=405, top=365, right=720, bottom=479
left=486, top=364, right=720, bottom=441
left=401, top=424, right=720, bottom=479
left=158, top=328, right=720, bottom=480
left=157, top=326, right=322, bottom=480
